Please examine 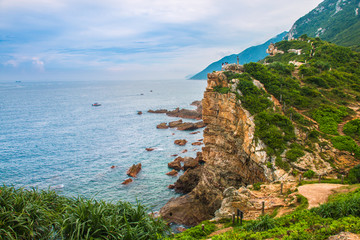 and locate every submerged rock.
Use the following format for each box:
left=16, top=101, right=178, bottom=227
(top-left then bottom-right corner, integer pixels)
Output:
left=174, top=139, right=187, bottom=146
left=122, top=178, right=133, bottom=185
left=166, top=169, right=178, bottom=176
